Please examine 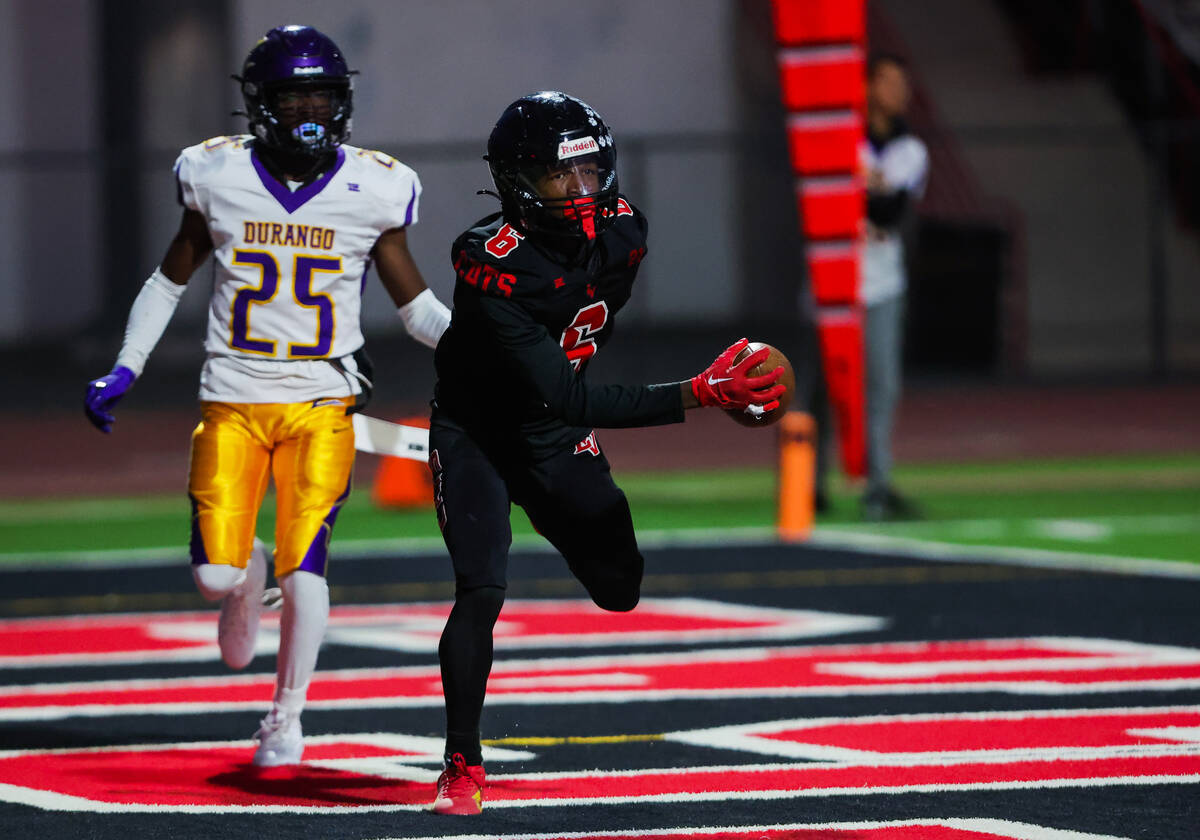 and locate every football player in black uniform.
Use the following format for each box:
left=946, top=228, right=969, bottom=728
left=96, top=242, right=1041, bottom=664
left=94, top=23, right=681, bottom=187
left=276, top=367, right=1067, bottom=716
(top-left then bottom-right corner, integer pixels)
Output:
left=427, top=91, right=785, bottom=814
